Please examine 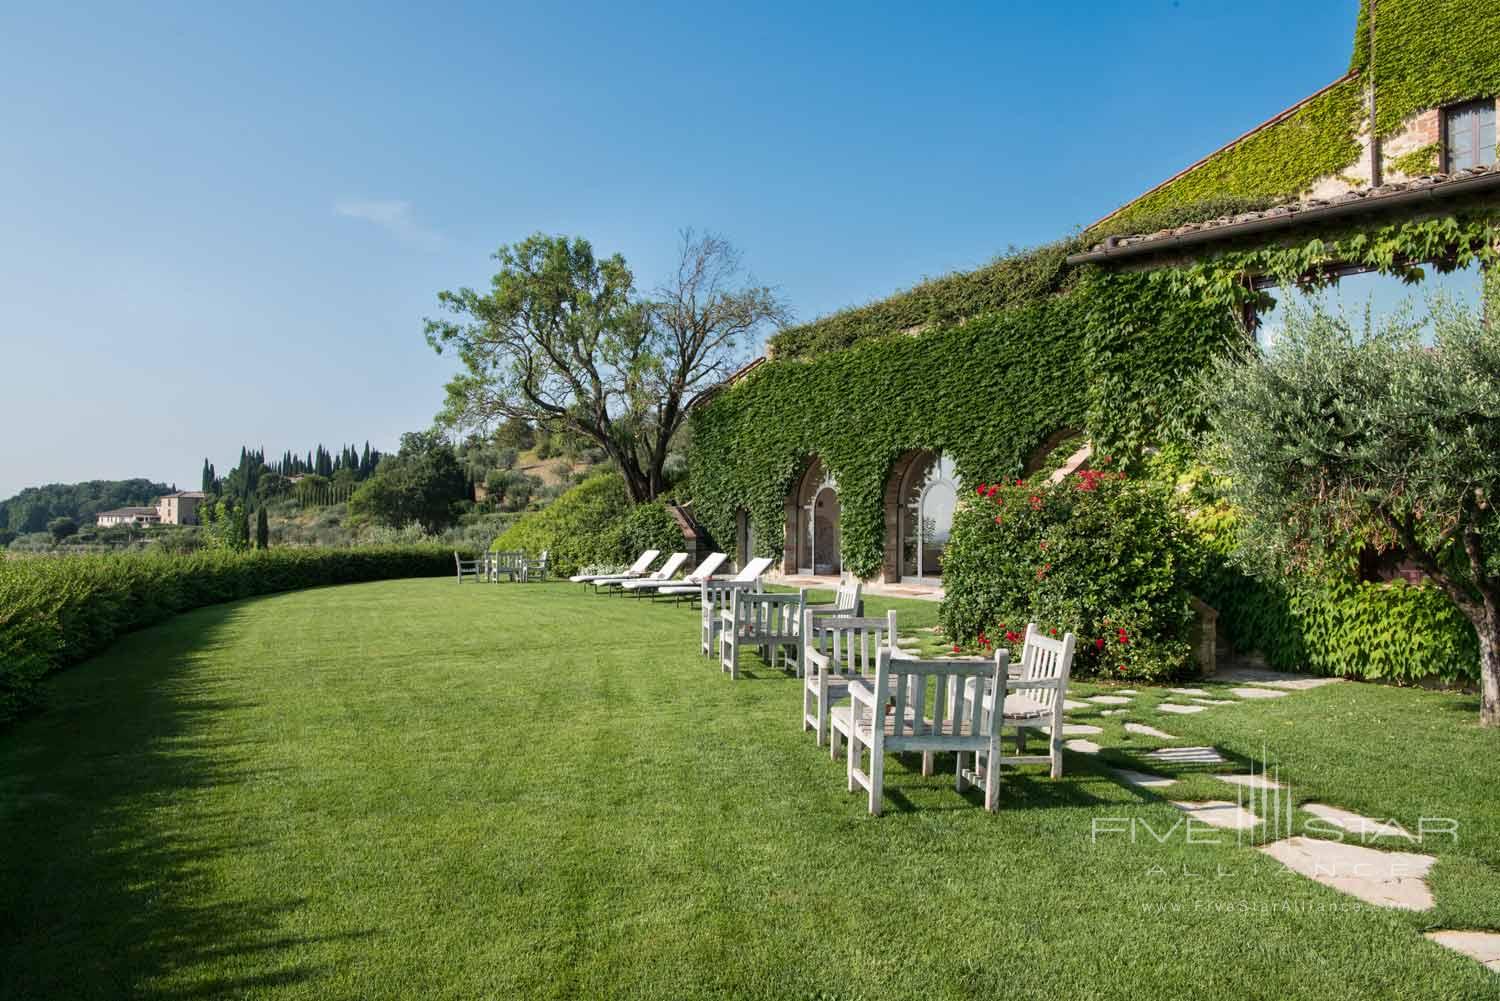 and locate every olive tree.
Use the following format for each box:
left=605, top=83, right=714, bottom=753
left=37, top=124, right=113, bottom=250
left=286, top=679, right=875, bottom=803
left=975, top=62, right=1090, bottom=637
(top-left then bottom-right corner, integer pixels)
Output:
left=425, top=231, right=789, bottom=503
left=1205, top=291, right=1500, bottom=725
